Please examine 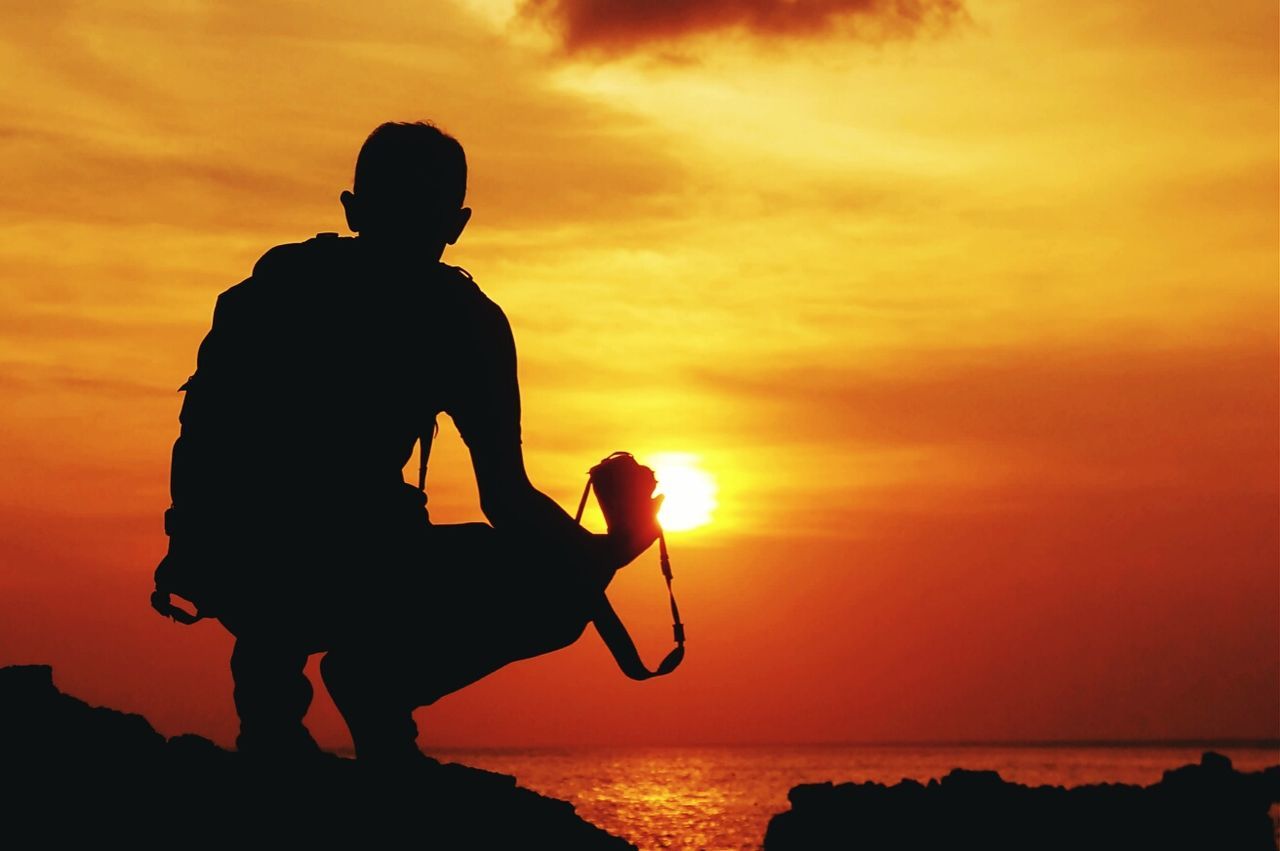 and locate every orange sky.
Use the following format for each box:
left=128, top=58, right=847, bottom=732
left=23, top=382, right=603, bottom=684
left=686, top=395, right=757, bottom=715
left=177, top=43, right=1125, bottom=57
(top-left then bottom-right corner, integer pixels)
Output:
left=1, top=0, right=1276, bottom=749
